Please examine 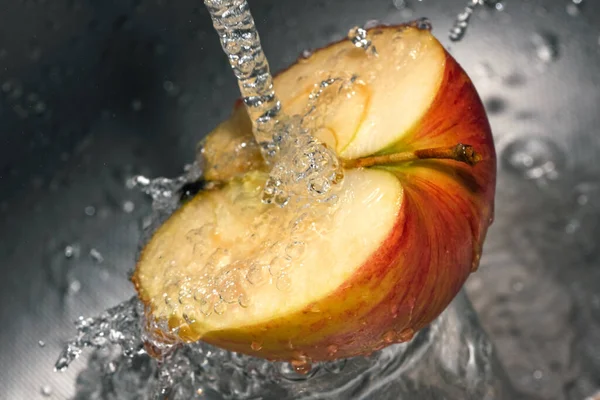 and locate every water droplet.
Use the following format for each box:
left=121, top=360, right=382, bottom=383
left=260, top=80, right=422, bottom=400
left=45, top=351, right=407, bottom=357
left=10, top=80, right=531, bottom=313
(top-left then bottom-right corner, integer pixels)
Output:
left=41, top=385, right=53, bottom=397
left=251, top=341, right=262, bottom=351
left=411, top=17, right=432, bottom=31
left=214, top=301, right=227, bottom=315
left=163, top=80, right=180, bottom=96
left=123, top=200, right=135, bottom=213
left=238, top=292, right=250, bottom=308
left=398, top=328, right=415, bottom=342
left=291, top=360, right=312, bottom=375
left=532, top=32, right=559, bottom=63
left=511, top=279, right=525, bottom=292
left=285, top=241, right=305, bottom=259
left=29, top=44, right=42, bottom=61
left=131, top=99, right=143, bottom=111
left=247, top=264, right=268, bottom=286
left=392, top=0, right=408, bottom=9
left=269, top=256, right=290, bottom=276
left=326, top=344, right=338, bottom=357
left=64, top=244, right=81, bottom=259
left=34, top=101, right=47, bottom=114
left=565, top=219, right=580, bottom=234
left=449, top=3, right=476, bottom=42
left=299, top=49, right=313, bottom=59
left=182, top=305, right=197, bottom=325
left=533, top=369, right=543, bottom=380
left=501, top=137, right=565, bottom=181
left=276, top=274, right=292, bottom=291
left=566, top=2, right=581, bottom=16
left=84, top=205, right=96, bottom=216
left=89, top=248, right=104, bottom=264
left=38, top=340, right=46, bottom=347
left=68, top=279, right=81, bottom=295
left=347, top=27, right=377, bottom=55
left=383, top=330, right=395, bottom=344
